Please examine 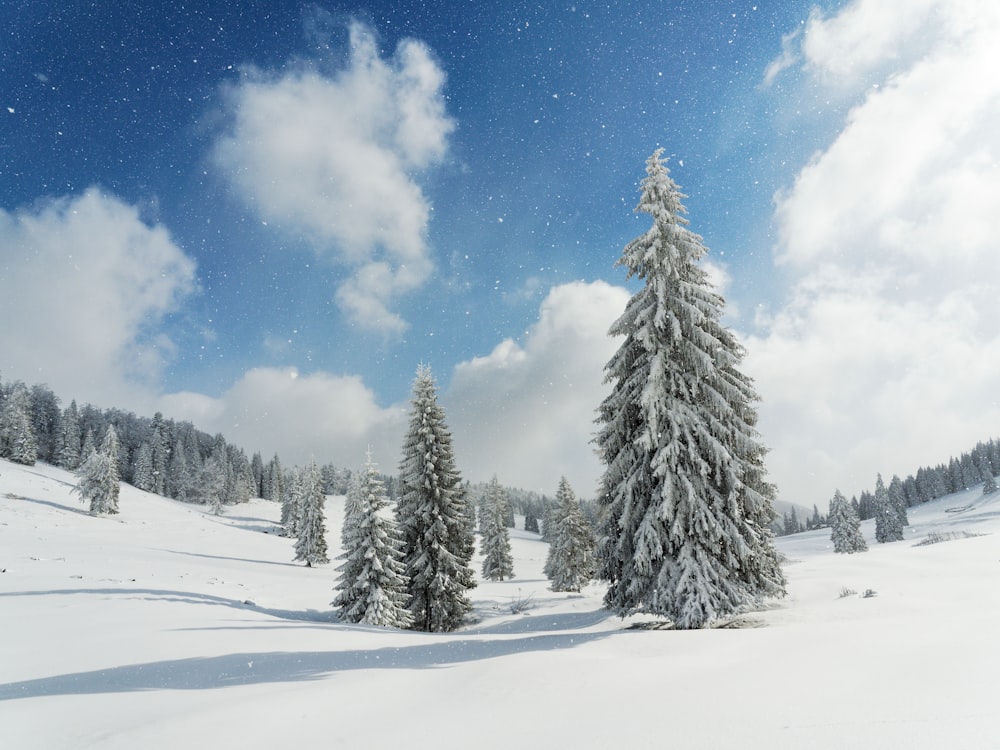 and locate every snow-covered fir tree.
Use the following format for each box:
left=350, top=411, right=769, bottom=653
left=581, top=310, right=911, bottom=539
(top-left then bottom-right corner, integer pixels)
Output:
left=265, top=454, right=285, bottom=503
left=132, top=442, right=155, bottom=492
left=888, top=474, right=909, bottom=528
left=982, top=465, right=997, bottom=495
left=57, top=400, right=83, bottom=470
left=480, top=476, right=515, bottom=581
left=595, top=149, right=785, bottom=629
left=524, top=507, right=540, bottom=533
left=544, top=477, right=596, bottom=592
left=293, top=461, right=329, bottom=567
left=333, top=472, right=366, bottom=618
left=149, top=412, right=170, bottom=497
left=333, top=452, right=412, bottom=628
left=74, top=424, right=121, bottom=515
left=829, top=489, right=867, bottom=553
left=396, top=365, right=476, bottom=631
left=874, top=473, right=903, bottom=543
left=279, top=467, right=301, bottom=538
left=0, top=383, right=38, bottom=466
left=198, top=454, right=227, bottom=515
